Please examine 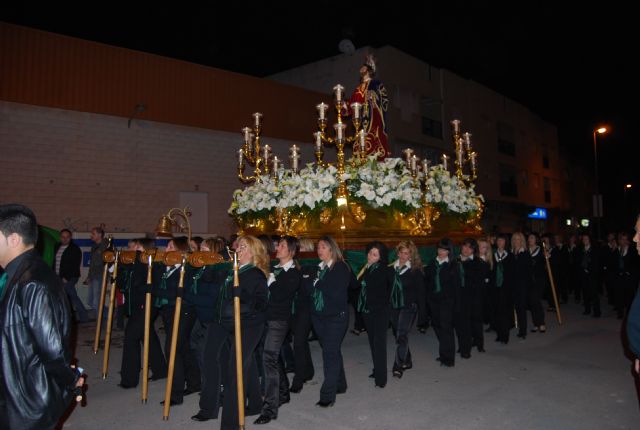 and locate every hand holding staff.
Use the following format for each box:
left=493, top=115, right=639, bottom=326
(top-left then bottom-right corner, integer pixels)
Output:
left=232, top=249, right=246, bottom=430
left=542, top=242, right=563, bottom=325
left=162, top=253, right=187, bottom=420
left=94, top=236, right=114, bottom=354
left=141, top=253, right=153, bottom=404
left=102, top=250, right=120, bottom=378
